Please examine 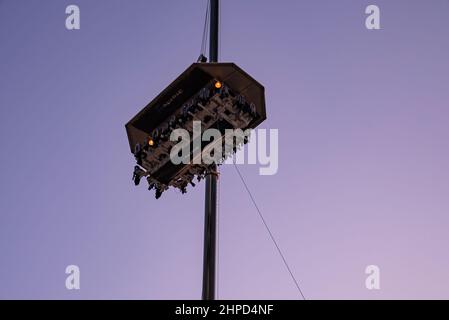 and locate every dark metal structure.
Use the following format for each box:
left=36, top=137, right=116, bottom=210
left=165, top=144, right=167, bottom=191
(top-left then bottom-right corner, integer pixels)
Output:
left=202, top=0, right=219, bottom=301
left=125, top=63, right=266, bottom=198
left=125, top=0, right=266, bottom=300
